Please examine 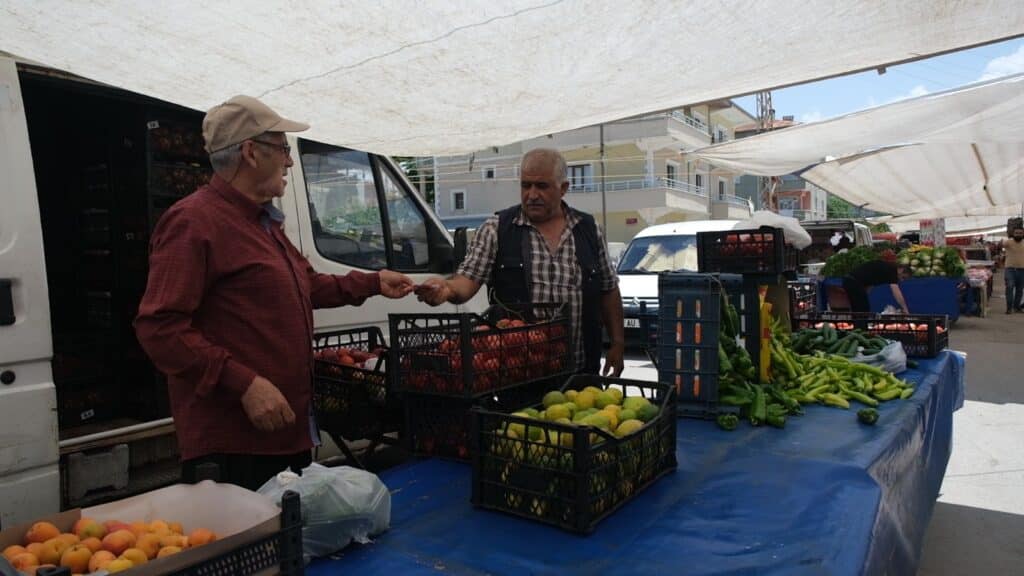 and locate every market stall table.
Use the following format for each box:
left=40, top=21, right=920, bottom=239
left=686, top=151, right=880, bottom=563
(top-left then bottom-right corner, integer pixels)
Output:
left=309, top=352, right=964, bottom=576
